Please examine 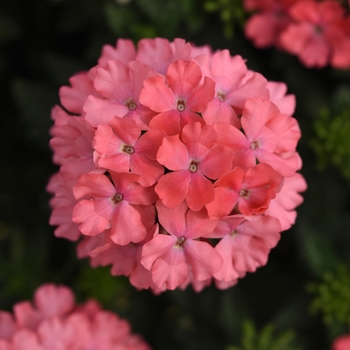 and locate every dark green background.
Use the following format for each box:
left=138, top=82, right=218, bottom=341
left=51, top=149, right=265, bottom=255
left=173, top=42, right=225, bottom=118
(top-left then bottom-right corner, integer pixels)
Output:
left=1, top=0, right=350, bottom=349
